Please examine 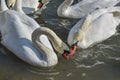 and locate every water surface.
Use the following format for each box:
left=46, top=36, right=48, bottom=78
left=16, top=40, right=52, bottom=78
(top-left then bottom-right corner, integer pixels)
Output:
left=0, top=0, right=120, bottom=80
